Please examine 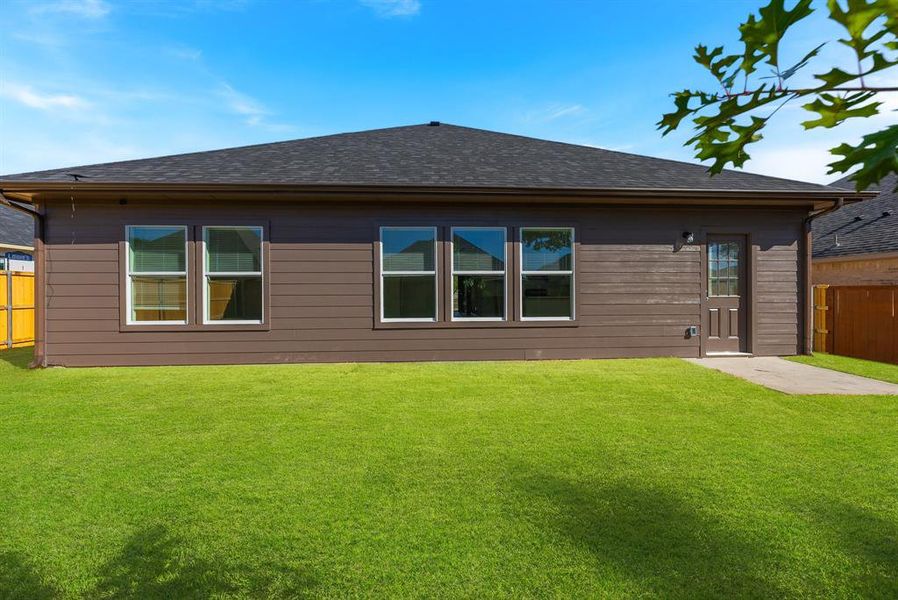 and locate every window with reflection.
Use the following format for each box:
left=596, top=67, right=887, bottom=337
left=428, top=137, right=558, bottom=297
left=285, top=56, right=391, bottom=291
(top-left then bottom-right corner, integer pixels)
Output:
left=380, top=227, right=437, bottom=321
left=708, top=241, right=740, bottom=297
left=127, top=226, right=187, bottom=323
left=452, top=227, right=506, bottom=320
left=521, top=228, right=574, bottom=319
left=204, top=226, right=263, bottom=323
